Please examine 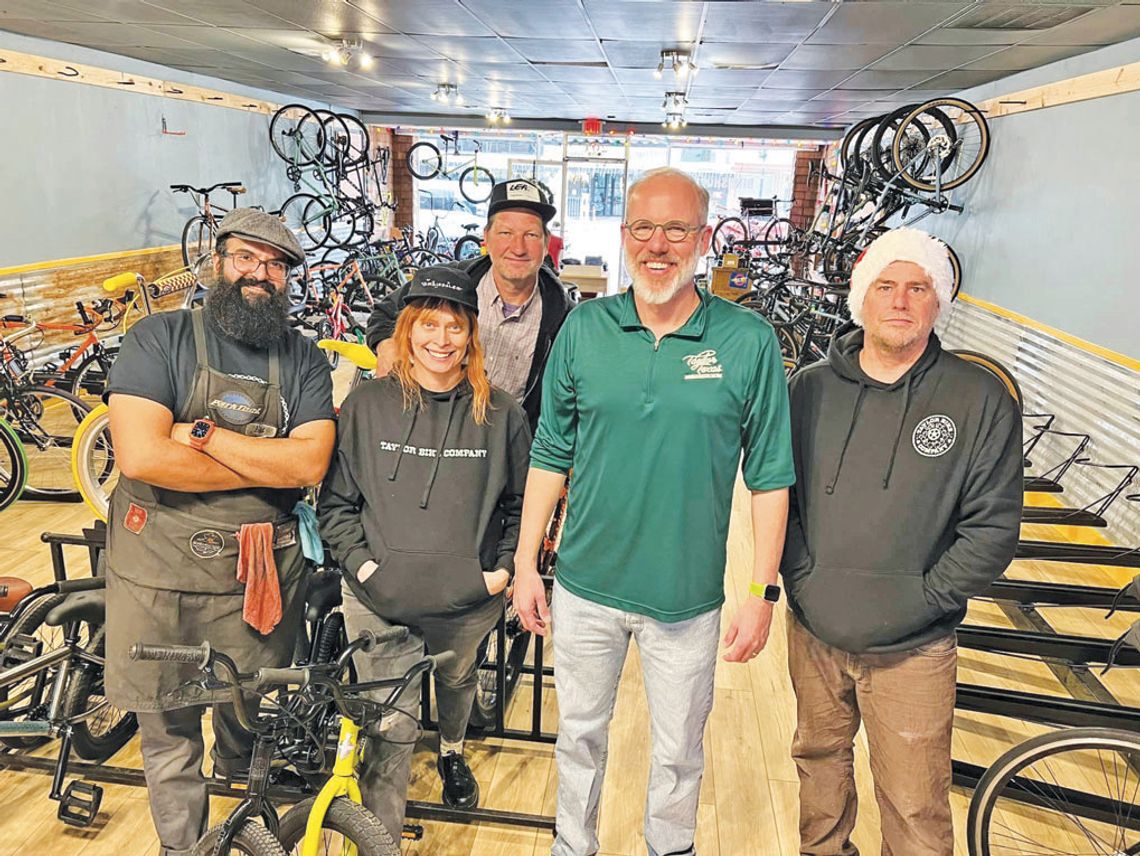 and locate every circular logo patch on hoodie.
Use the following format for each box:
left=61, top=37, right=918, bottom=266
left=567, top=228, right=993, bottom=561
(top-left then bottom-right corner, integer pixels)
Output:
left=912, top=414, right=957, bottom=458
